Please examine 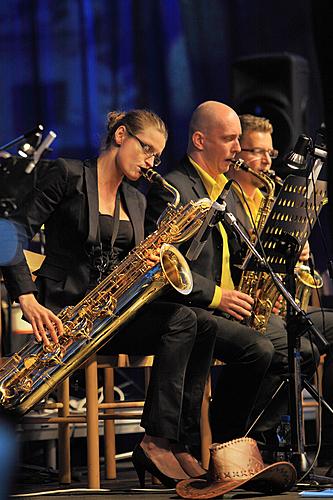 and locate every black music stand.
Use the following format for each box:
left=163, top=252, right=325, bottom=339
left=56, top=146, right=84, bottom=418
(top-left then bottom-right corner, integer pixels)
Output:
left=240, top=172, right=333, bottom=481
